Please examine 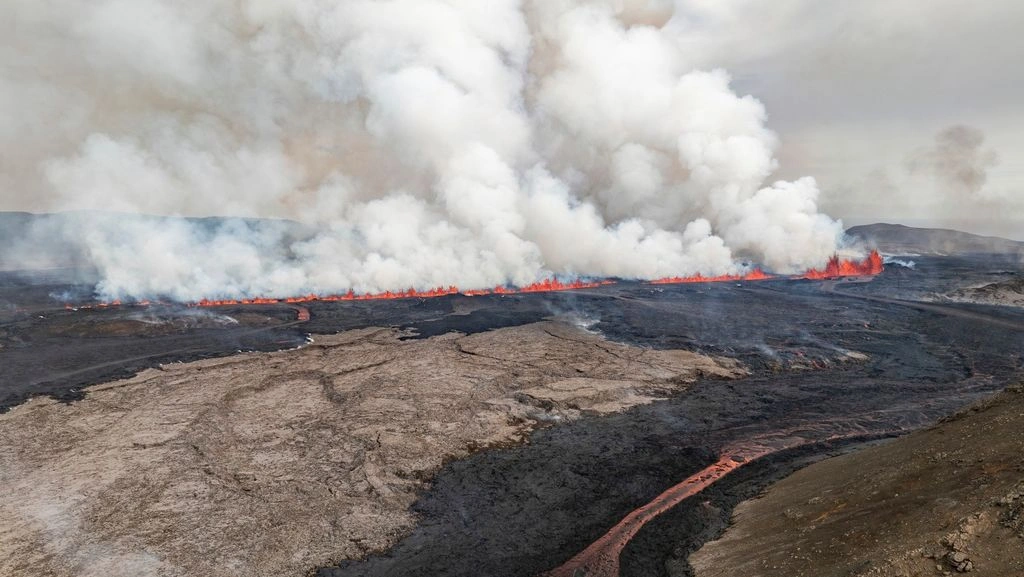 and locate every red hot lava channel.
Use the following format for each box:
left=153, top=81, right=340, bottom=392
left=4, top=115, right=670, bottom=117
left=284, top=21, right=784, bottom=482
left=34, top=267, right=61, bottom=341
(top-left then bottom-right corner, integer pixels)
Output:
left=65, top=251, right=883, bottom=313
